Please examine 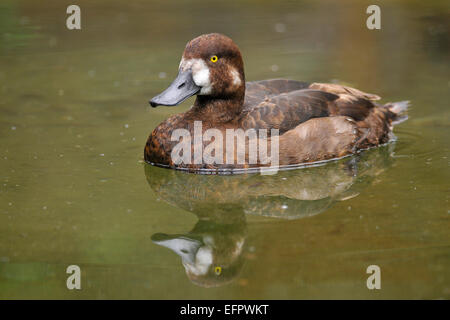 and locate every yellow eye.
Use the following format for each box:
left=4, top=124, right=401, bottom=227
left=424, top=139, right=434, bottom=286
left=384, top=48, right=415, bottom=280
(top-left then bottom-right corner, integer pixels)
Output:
left=210, top=55, right=218, bottom=63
